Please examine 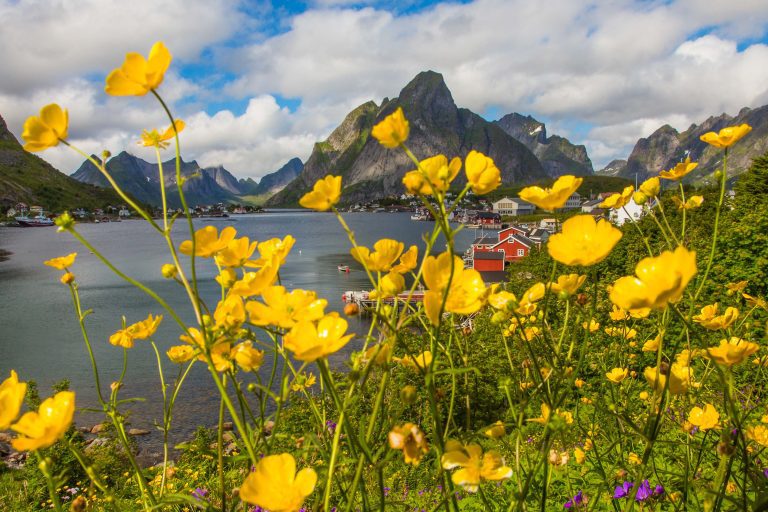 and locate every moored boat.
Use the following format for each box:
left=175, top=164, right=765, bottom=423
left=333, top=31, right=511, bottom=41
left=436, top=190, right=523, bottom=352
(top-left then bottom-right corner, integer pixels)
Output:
left=337, top=265, right=351, bottom=273
left=15, top=214, right=54, bottom=227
